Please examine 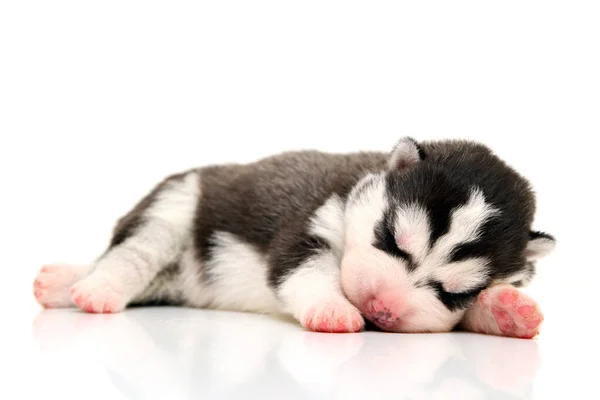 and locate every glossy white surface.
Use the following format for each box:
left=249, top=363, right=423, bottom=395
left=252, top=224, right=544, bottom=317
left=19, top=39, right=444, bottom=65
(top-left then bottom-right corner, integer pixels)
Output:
left=6, top=299, right=594, bottom=400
